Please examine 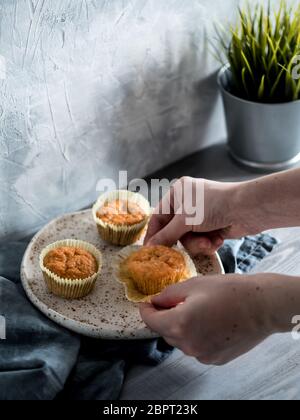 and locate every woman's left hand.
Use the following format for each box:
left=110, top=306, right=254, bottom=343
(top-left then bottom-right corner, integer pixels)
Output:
left=140, top=273, right=296, bottom=365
